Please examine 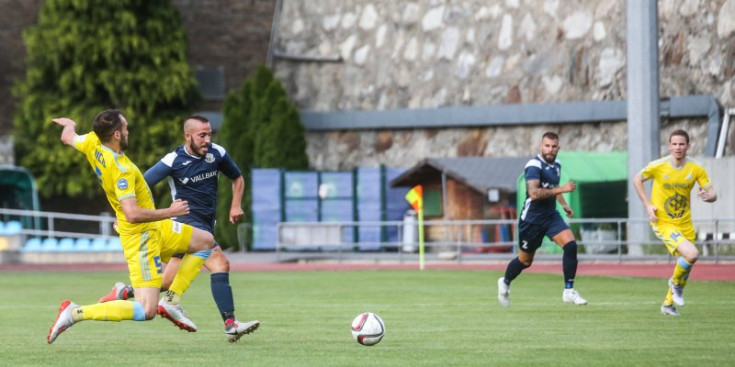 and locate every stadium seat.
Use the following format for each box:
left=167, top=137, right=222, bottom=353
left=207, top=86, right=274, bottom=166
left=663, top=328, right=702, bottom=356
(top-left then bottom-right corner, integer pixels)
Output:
left=74, top=238, right=92, bottom=252
left=0, top=221, right=5, bottom=234
left=41, top=238, right=60, bottom=252
left=91, top=238, right=108, bottom=251
left=58, top=238, right=76, bottom=252
left=4, top=221, right=22, bottom=235
left=106, top=237, right=122, bottom=251
left=21, top=238, right=42, bottom=252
